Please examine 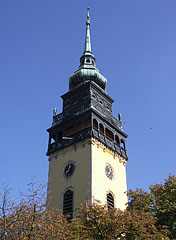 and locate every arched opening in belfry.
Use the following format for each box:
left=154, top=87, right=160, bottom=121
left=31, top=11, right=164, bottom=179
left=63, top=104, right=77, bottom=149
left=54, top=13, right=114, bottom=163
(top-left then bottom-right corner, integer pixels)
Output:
left=77, top=122, right=82, bottom=132
left=105, top=128, right=114, bottom=141
left=93, top=119, right=98, bottom=130
left=99, top=123, right=104, bottom=134
left=65, top=126, right=74, bottom=137
left=85, top=118, right=91, bottom=128
left=115, top=135, right=120, bottom=145
left=121, top=139, right=126, bottom=149
left=50, top=135, right=56, bottom=144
